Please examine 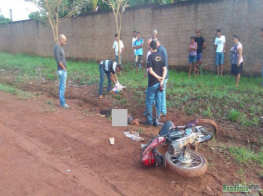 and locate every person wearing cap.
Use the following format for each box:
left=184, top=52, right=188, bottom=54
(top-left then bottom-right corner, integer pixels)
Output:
left=195, top=29, right=206, bottom=75
left=150, top=30, right=158, bottom=41
left=188, top=36, right=198, bottom=78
